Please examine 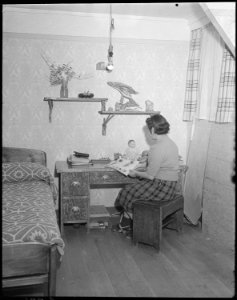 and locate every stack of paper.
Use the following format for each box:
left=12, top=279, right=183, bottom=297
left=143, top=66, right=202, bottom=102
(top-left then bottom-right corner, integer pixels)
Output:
left=89, top=221, right=109, bottom=229
left=88, top=205, right=111, bottom=229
